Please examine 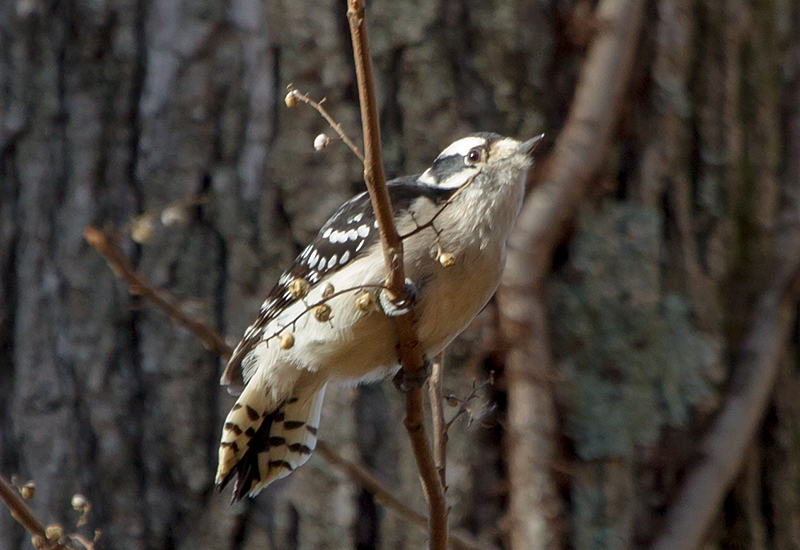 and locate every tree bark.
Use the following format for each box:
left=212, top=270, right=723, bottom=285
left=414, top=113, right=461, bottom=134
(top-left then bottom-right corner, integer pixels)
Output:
left=2, top=0, right=800, bottom=549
